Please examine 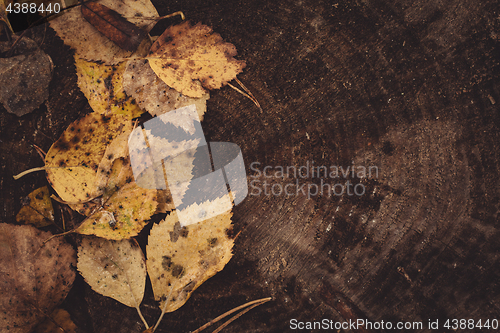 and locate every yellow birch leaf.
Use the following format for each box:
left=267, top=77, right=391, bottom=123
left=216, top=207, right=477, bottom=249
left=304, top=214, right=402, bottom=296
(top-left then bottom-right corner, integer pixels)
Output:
left=74, top=157, right=158, bottom=240
left=122, top=59, right=209, bottom=118
left=75, top=57, right=147, bottom=118
left=146, top=209, right=234, bottom=313
left=148, top=21, right=246, bottom=98
left=94, top=130, right=131, bottom=192
left=33, top=308, right=78, bottom=333
left=77, top=236, right=146, bottom=309
left=0, top=223, right=76, bottom=333
left=16, top=186, right=54, bottom=228
left=45, top=112, right=133, bottom=203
